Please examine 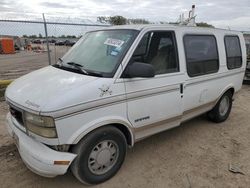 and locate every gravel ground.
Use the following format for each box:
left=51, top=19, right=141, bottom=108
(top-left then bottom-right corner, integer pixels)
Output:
left=0, top=45, right=69, bottom=80
left=0, top=86, right=250, bottom=188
